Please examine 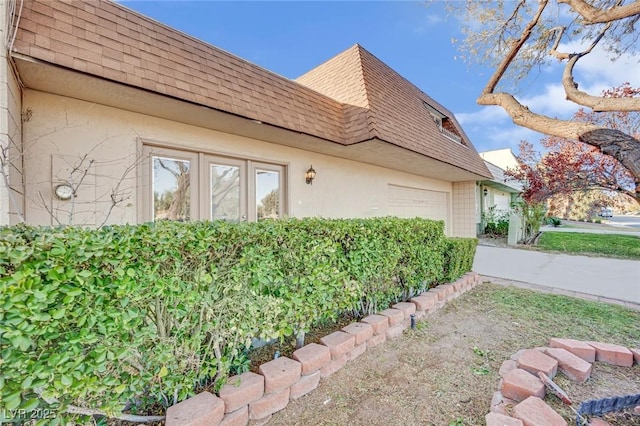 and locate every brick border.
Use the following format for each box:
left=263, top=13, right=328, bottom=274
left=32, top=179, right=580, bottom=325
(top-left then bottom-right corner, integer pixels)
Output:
left=165, top=272, right=483, bottom=425
left=487, top=339, right=640, bottom=426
